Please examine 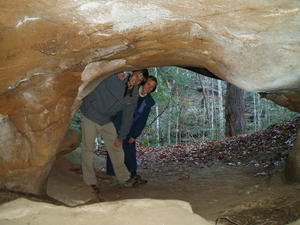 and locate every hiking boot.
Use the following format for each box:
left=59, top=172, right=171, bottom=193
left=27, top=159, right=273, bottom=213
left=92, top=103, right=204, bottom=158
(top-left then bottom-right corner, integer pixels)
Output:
left=91, top=184, right=100, bottom=193
left=133, top=175, right=148, bottom=184
left=119, top=178, right=138, bottom=188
